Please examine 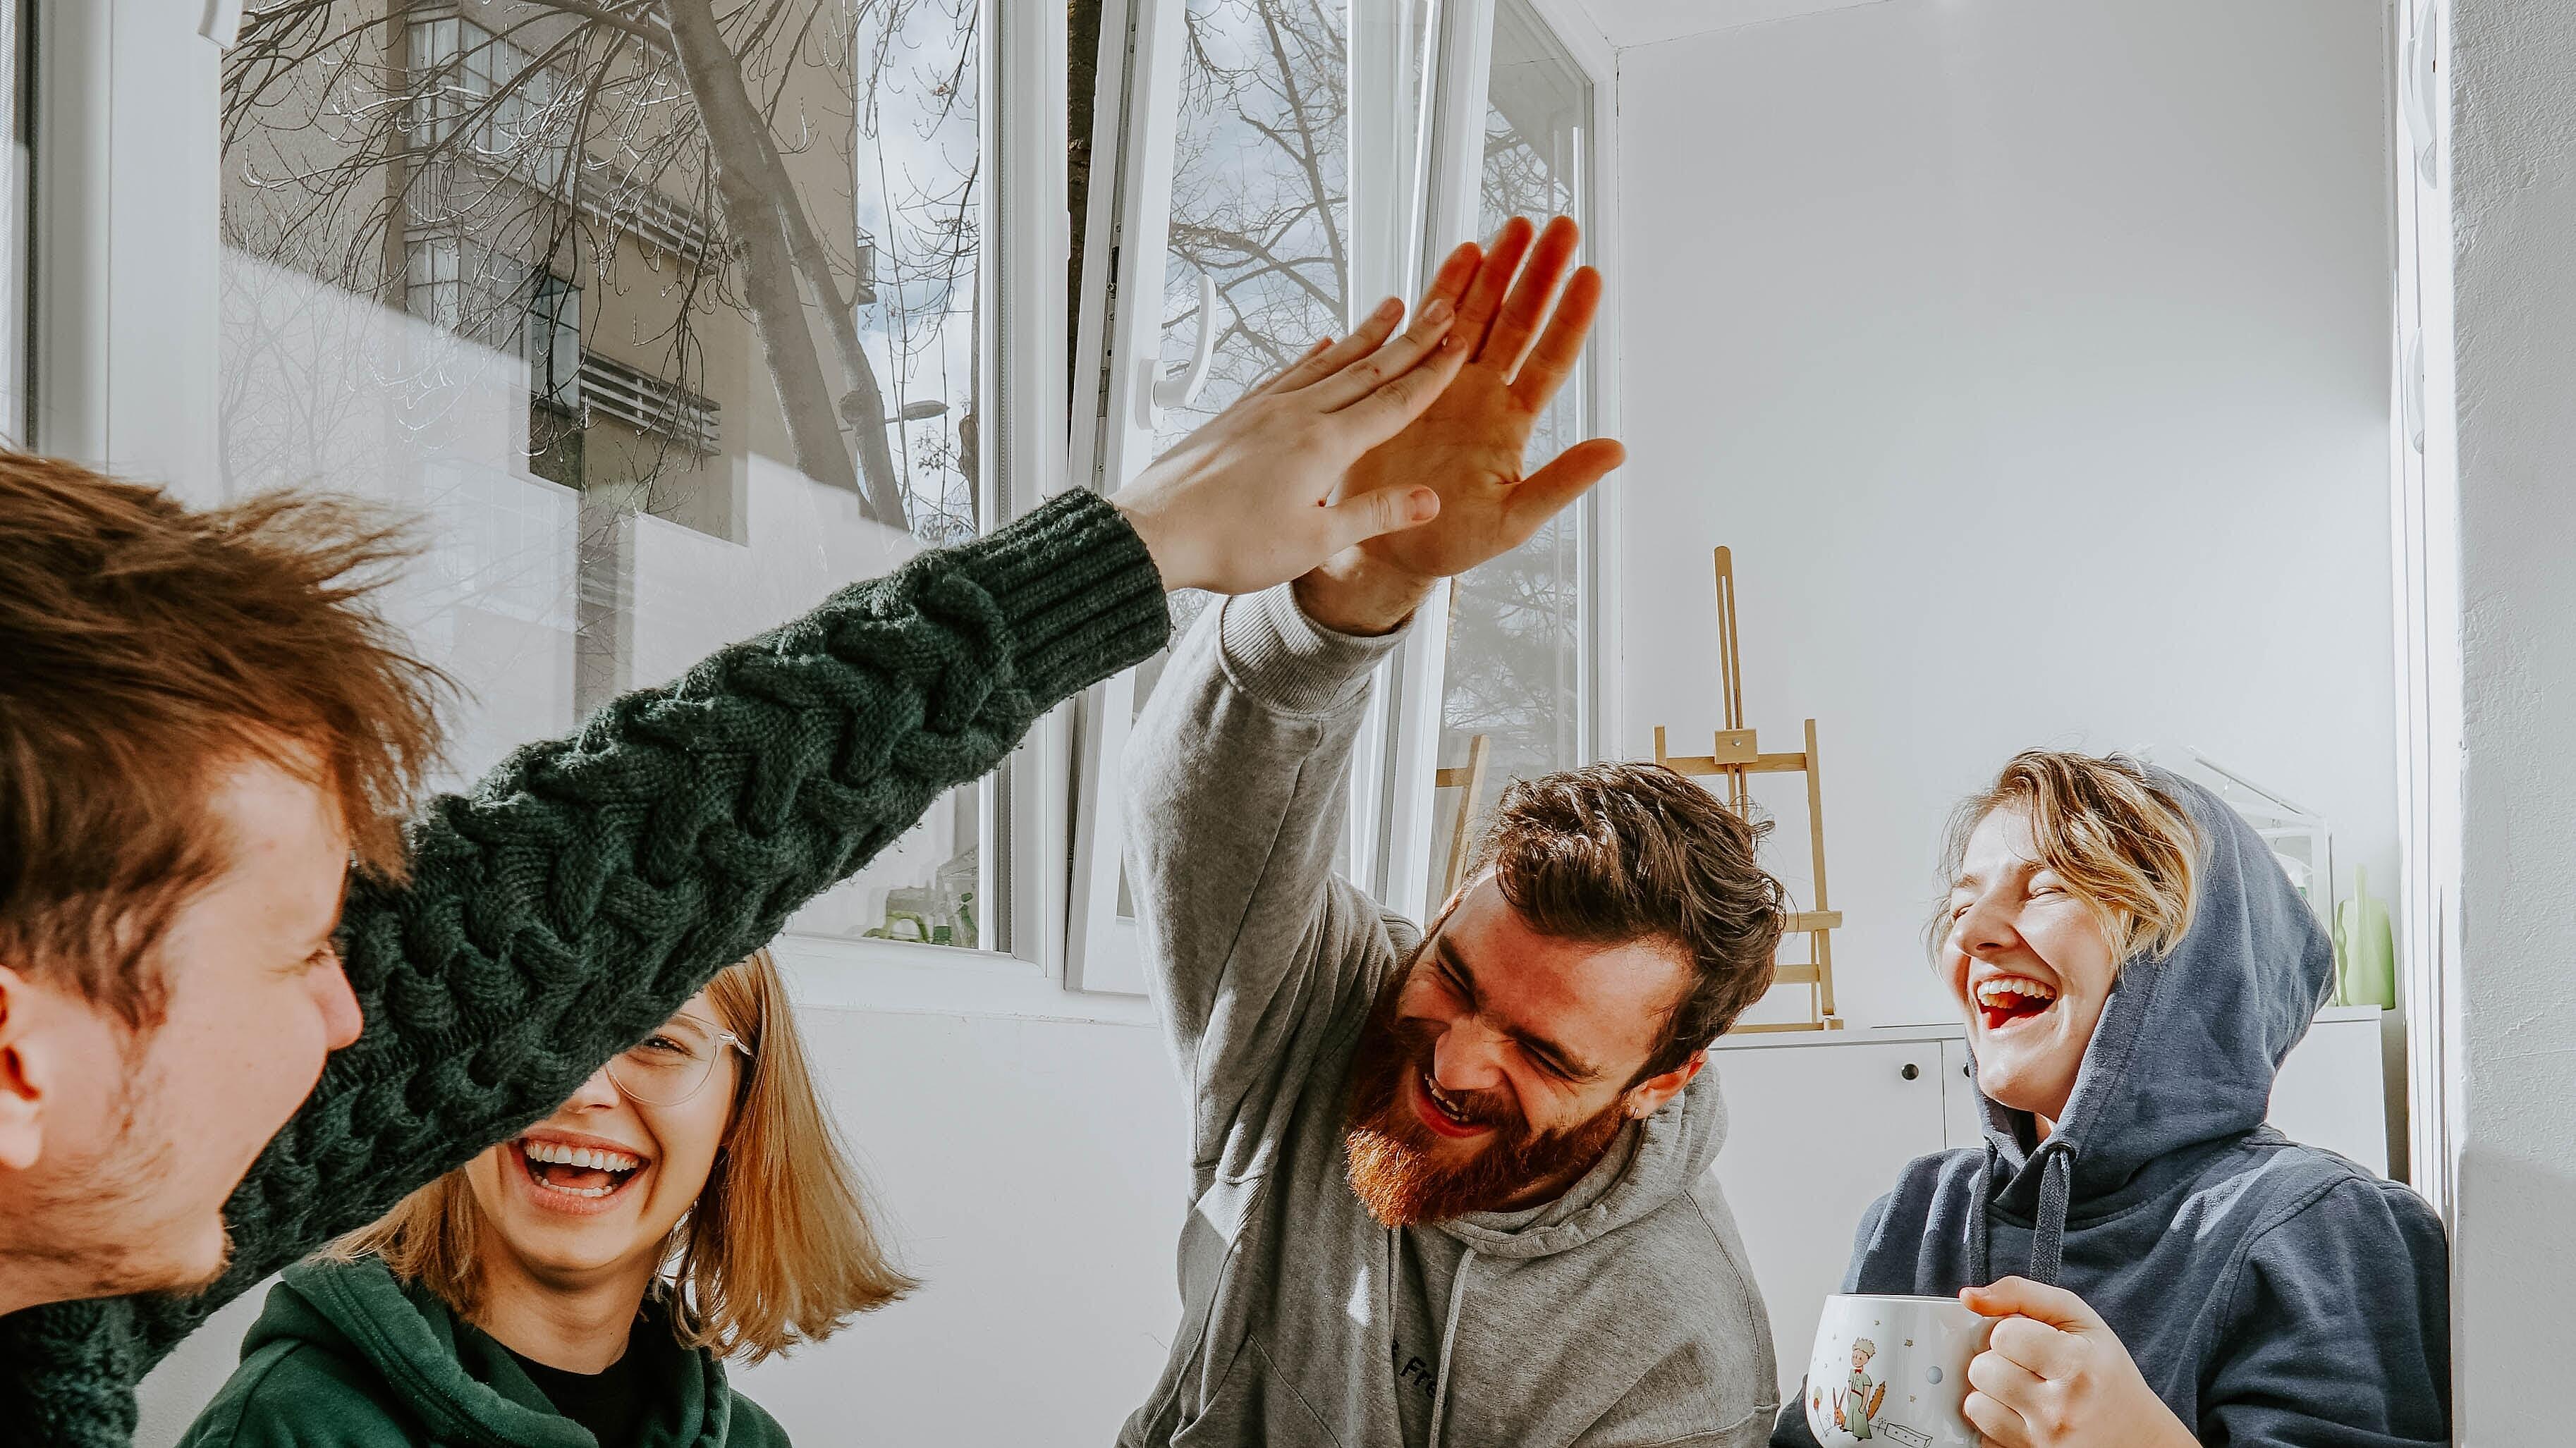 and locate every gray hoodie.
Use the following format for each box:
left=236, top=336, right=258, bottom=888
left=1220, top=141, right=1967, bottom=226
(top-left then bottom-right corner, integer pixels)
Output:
left=1772, top=771, right=2449, bottom=1446
left=1119, top=587, right=1778, bottom=1448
